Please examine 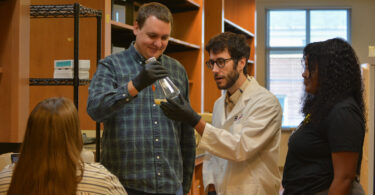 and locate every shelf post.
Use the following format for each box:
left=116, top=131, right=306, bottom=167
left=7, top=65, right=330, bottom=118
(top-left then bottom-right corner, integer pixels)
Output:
left=96, top=12, right=102, bottom=162
left=125, top=0, right=134, bottom=25
left=73, top=3, right=80, bottom=109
